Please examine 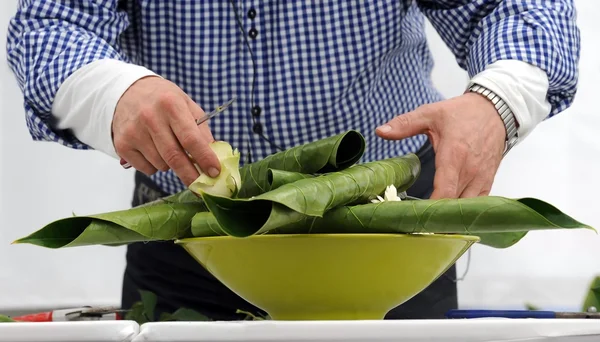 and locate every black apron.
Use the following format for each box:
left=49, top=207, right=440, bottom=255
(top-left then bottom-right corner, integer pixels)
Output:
left=121, top=138, right=458, bottom=320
